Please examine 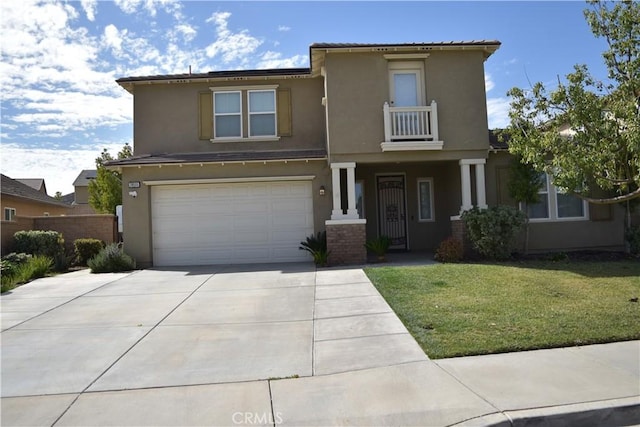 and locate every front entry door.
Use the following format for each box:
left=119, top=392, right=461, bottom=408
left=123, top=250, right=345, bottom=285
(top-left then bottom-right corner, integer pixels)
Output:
left=377, top=175, right=407, bottom=250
